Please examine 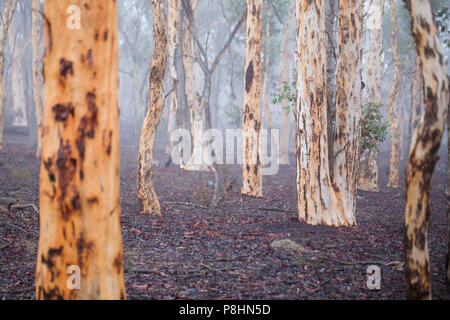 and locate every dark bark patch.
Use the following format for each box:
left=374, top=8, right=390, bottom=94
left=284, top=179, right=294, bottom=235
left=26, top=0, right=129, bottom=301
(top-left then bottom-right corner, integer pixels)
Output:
left=245, top=61, right=254, bottom=93
left=87, top=49, right=93, bottom=66
left=76, top=91, right=98, bottom=160
left=59, top=58, right=74, bottom=78
left=52, top=103, right=74, bottom=122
